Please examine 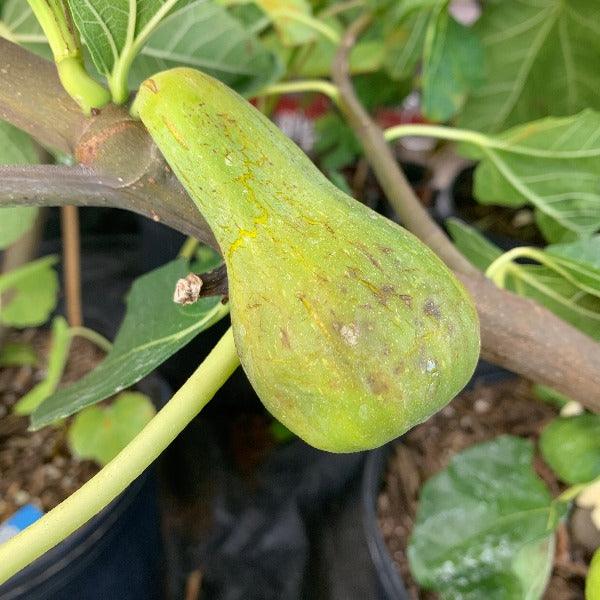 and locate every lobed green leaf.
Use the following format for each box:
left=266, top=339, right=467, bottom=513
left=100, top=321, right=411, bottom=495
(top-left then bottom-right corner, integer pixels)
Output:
left=460, top=0, right=600, bottom=132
